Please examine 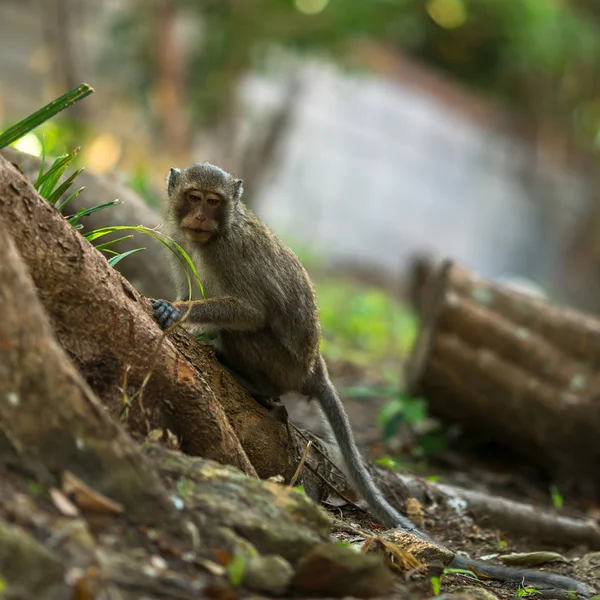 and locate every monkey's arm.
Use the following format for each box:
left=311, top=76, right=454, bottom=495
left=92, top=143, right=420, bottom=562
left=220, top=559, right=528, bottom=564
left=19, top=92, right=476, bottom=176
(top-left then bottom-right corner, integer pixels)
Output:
left=152, top=298, right=265, bottom=331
